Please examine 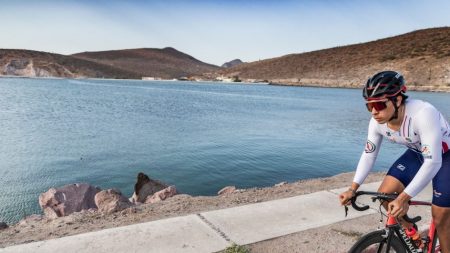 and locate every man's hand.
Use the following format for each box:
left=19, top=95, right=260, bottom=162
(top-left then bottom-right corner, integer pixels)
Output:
left=339, top=189, right=355, bottom=206
left=388, top=192, right=412, bottom=218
